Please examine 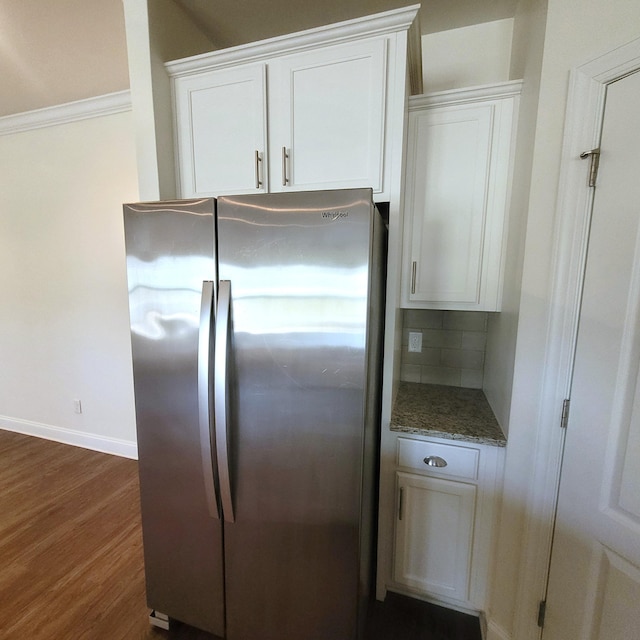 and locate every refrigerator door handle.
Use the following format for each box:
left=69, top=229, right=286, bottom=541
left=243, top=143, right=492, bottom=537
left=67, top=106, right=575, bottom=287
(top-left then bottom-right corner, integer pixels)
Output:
left=198, top=281, right=220, bottom=519
left=214, top=280, right=235, bottom=523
